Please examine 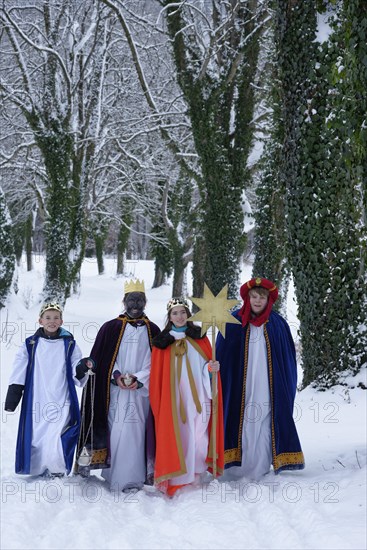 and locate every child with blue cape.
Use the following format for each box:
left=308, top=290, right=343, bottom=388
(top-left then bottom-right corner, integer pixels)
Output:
left=216, top=278, right=305, bottom=481
left=4, top=303, right=93, bottom=476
